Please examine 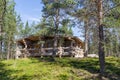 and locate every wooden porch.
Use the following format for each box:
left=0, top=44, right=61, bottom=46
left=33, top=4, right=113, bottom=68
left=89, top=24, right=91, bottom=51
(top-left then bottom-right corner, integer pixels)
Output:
left=15, top=47, right=84, bottom=58
left=16, top=35, right=84, bottom=58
